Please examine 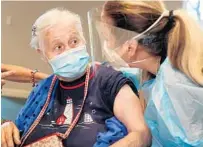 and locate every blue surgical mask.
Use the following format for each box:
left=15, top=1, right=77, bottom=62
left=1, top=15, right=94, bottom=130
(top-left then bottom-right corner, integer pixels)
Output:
left=48, top=45, right=90, bottom=79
